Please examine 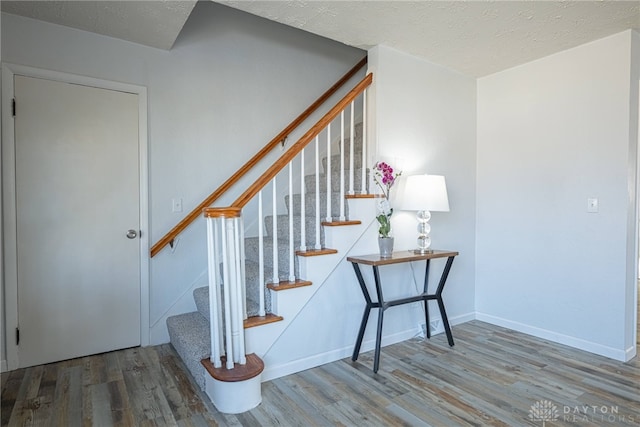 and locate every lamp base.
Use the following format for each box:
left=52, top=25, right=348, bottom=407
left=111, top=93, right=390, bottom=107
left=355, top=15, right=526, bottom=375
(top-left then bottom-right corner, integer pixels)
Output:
left=412, top=248, right=434, bottom=255
left=415, top=210, right=432, bottom=255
